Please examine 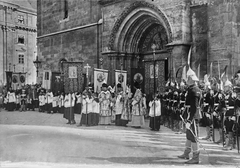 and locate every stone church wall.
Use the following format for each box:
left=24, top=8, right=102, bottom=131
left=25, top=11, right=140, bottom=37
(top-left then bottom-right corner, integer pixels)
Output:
left=191, top=0, right=240, bottom=77
left=37, top=0, right=240, bottom=83
left=37, top=0, right=101, bottom=81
